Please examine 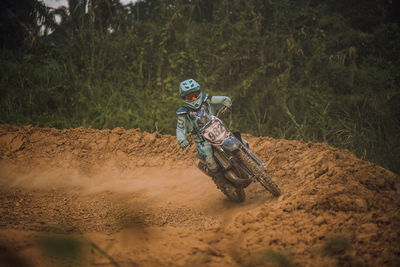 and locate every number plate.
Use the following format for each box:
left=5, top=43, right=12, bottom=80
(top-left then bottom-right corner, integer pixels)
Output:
left=203, top=120, right=227, bottom=143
